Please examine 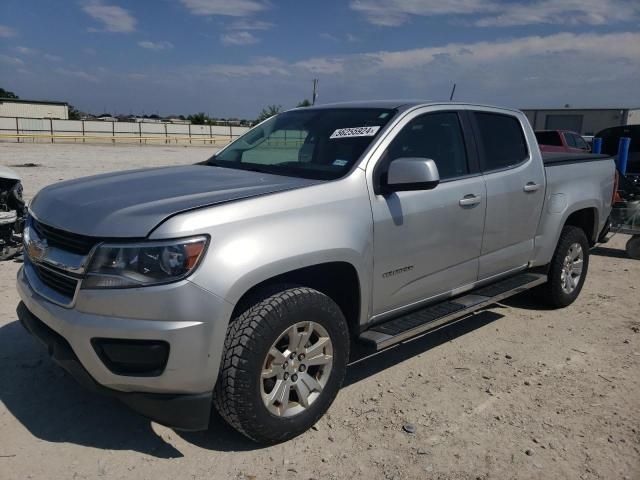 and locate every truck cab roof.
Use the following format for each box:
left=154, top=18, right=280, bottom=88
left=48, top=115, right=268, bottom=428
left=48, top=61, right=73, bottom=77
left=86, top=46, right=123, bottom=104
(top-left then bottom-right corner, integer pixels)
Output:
left=297, top=100, right=523, bottom=114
